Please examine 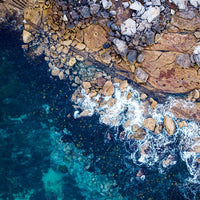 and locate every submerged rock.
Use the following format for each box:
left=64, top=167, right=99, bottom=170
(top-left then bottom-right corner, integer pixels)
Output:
left=163, top=116, right=175, bottom=136
left=133, top=127, right=147, bottom=140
